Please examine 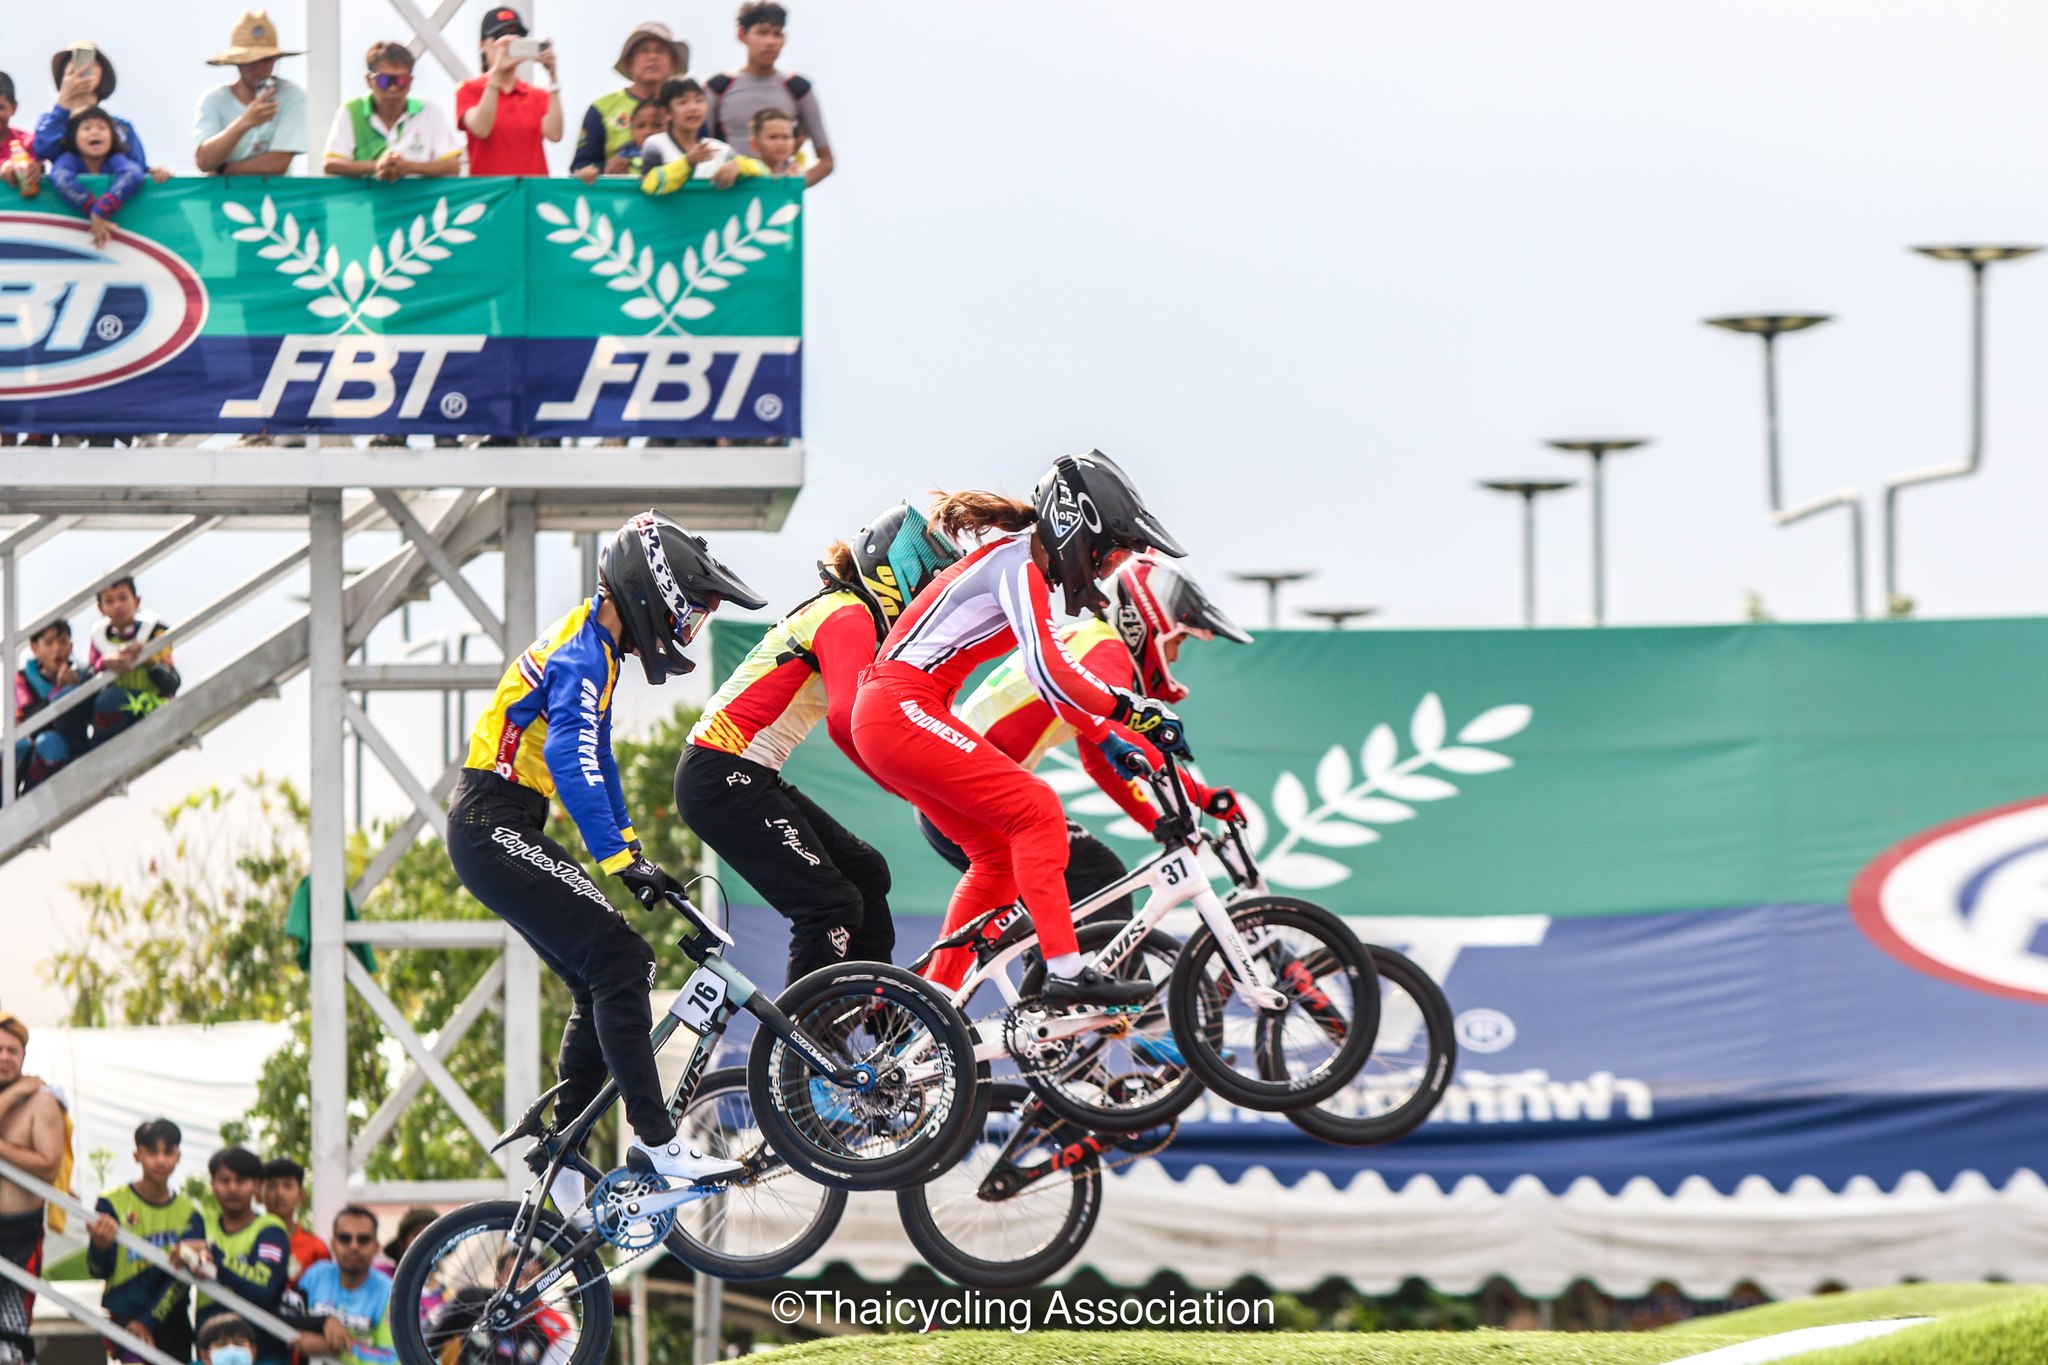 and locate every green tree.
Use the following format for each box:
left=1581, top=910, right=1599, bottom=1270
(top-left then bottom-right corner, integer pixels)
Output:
left=43, top=706, right=704, bottom=1183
